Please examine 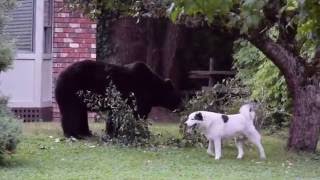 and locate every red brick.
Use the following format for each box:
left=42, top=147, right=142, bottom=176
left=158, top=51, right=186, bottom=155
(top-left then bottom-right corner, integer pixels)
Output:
left=74, top=48, right=90, bottom=53
left=53, top=43, right=69, bottom=48
left=54, top=33, right=69, bottom=38
left=53, top=2, right=97, bottom=121
left=80, top=23, right=92, bottom=28
left=69, top=33, right=95, bottom=39
left=62, top=28, right=76, bottom=33
left=53, top=37, right=65, bottom=43
left=54, top=23, right=70, bottom=28
left=79, top=53, right=91, bottom=58
left=54, top=48, right=76, bottom=53
left=54, top=17, right=71, bottom=23
left=79, top=43, right=92, bottom=48
left=73, top=38, right=96, bottom=44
